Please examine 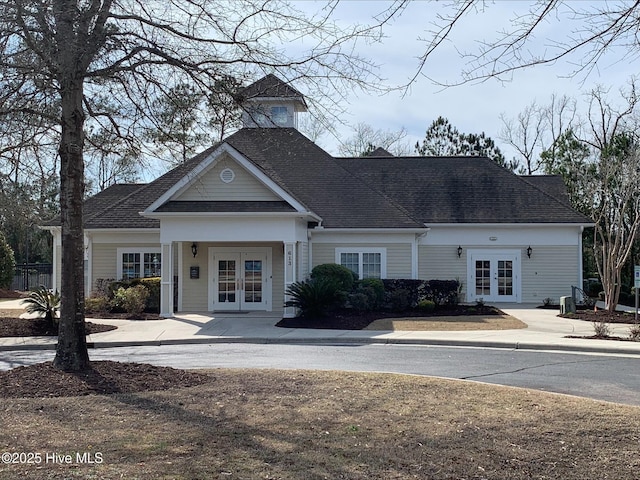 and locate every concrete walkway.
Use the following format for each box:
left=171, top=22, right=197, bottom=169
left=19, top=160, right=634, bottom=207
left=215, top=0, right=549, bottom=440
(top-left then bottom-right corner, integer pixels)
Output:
left=1, top=298, right=640, bottom=355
